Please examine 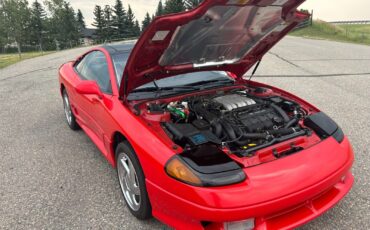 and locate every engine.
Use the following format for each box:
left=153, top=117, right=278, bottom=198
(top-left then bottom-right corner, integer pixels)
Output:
left=212, top=94, right=256, bottom=111
left=156, top=90, right=308, bottom=156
